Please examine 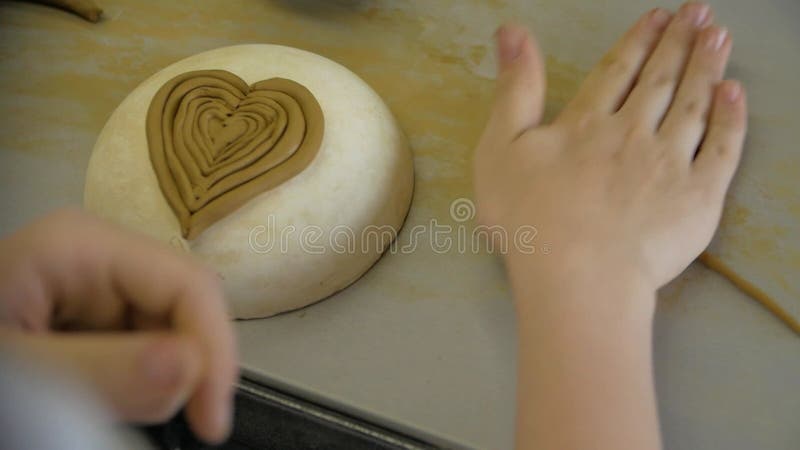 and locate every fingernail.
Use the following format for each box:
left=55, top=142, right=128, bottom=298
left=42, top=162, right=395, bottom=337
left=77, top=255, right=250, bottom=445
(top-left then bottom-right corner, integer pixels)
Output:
left=705, top=27, right=728, bottom=51
left=695, top=4, right=711, bottom=27
left=143, top=340, right=182, bottom=387
left=496, top=25, right=526, bottom=64
left=680, top=3, right=710, bottom=27
left=649, top=8, right=671, bottom=28
left=724, top=82, right=741, bottom=102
